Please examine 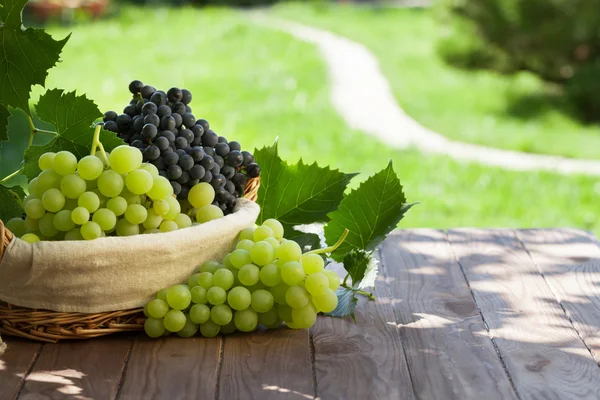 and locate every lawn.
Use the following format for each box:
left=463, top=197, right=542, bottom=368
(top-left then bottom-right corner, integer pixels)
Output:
left=39, top=6, right=600, bottom=234
left=272, top=3, right=600, bottom=160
